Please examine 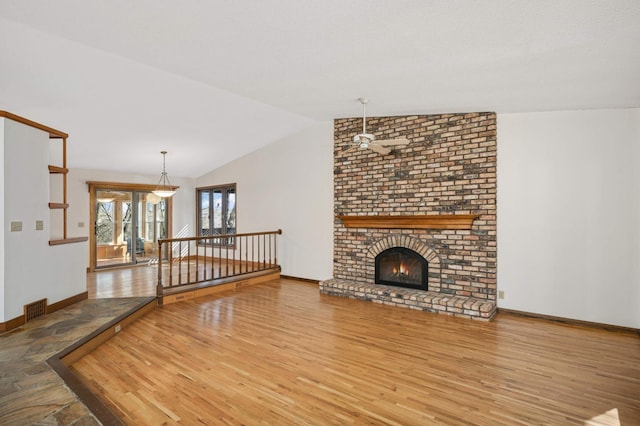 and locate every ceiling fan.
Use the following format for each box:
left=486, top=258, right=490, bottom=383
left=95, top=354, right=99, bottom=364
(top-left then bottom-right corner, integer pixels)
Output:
left=350, top=97, right=410, bottom=155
